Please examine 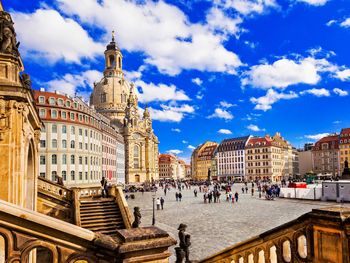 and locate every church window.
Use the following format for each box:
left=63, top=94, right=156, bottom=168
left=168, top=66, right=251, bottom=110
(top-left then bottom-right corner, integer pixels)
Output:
left=118, top=57, right=122, bottom=69
left=101, top=93, right=107, bottom=103
left=134, top=145, right=140, bottom=169
left=109, top=55, right=116, bottom=68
